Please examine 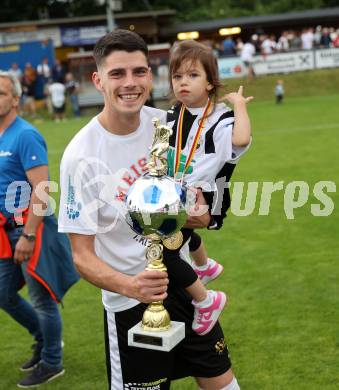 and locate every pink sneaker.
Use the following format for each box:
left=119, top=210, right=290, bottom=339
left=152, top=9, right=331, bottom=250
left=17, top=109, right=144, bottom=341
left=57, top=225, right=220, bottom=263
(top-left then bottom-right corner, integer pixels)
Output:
left=193, top=258, right=224, bottom=285
left=192, top=291, right=227, bottom=336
